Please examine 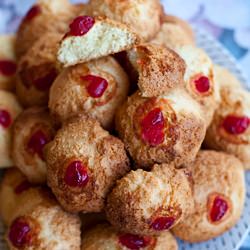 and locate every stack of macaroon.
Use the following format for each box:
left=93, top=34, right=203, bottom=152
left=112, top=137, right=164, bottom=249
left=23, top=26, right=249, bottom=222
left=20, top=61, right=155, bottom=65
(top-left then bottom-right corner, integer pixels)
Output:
left=0, top=0, right=249, bottom=249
